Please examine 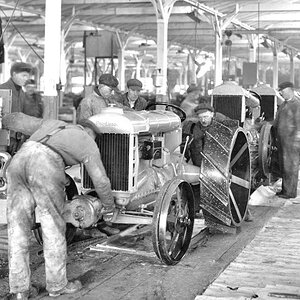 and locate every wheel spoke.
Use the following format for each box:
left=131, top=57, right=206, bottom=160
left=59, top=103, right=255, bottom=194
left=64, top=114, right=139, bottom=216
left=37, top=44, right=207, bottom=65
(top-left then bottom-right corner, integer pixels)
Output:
left=229, top=187, right=242, bottom=222
left=230, top=142, right=248, bottom=168
left=152, top=180, right=194, bottom=265
left=231, top=174, right=250, bottom=189
left=168, top=230, right=180, bottom=254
